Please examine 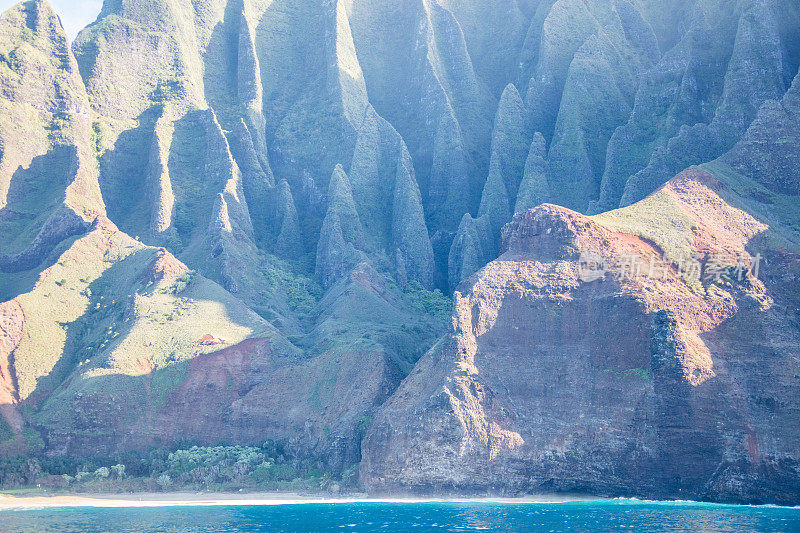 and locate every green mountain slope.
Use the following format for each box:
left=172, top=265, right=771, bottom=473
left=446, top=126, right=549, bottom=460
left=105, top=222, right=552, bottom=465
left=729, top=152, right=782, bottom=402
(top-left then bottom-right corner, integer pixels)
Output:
left=0, top=0, right=798, bottom=502
left=0, top=0, right=104, bottom=281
